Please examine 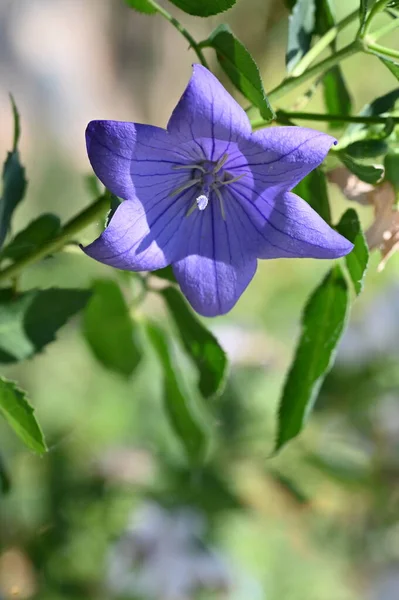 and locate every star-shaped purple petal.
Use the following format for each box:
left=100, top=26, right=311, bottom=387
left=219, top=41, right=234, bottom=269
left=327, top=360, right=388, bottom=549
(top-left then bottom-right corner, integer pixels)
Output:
left=83, top=65, right=353, bottom=317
